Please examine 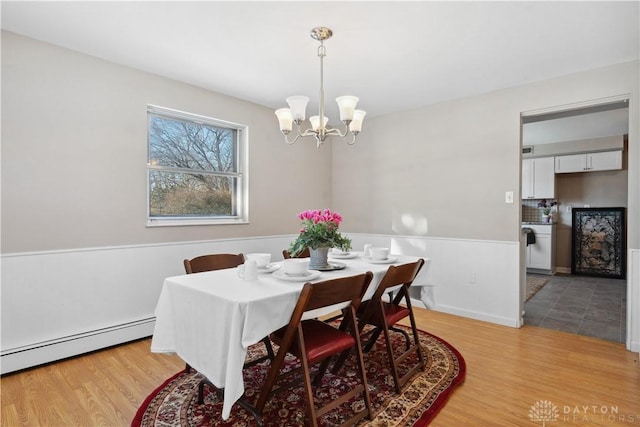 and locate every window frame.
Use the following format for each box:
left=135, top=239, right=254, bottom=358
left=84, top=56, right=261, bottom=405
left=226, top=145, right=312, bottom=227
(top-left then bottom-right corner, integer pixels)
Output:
left=146, top=105, right=249, bottom=227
